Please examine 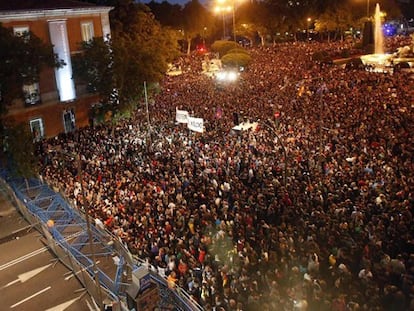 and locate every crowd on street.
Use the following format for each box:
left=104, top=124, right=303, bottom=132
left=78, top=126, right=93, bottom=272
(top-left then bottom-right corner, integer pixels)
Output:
left=37, top=37, right=414, bottom=311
